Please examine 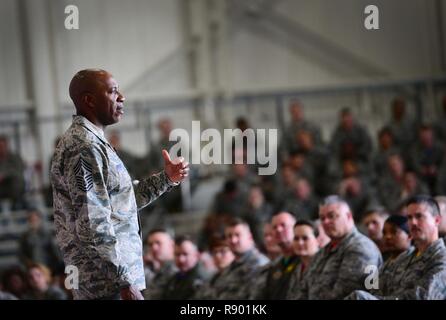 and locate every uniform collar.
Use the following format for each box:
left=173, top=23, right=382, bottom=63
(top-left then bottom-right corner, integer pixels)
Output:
left=327, top=227, right=358, bottom=253
left=415, top=238, right=446, bottom=261
left=72, top=115, right=113, bottom=149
